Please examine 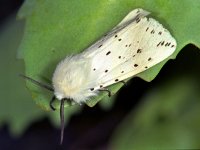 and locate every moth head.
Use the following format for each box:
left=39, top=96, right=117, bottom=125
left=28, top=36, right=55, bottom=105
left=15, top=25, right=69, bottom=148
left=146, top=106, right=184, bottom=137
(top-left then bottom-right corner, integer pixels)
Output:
left=19, top=74, right=68, bottom=145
